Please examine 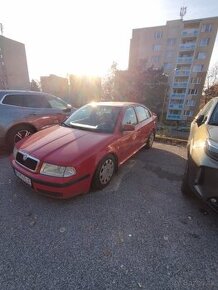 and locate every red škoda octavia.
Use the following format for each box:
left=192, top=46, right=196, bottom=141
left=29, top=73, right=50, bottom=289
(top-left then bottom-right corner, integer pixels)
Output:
left=11, top=102, right=157, bottom=198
